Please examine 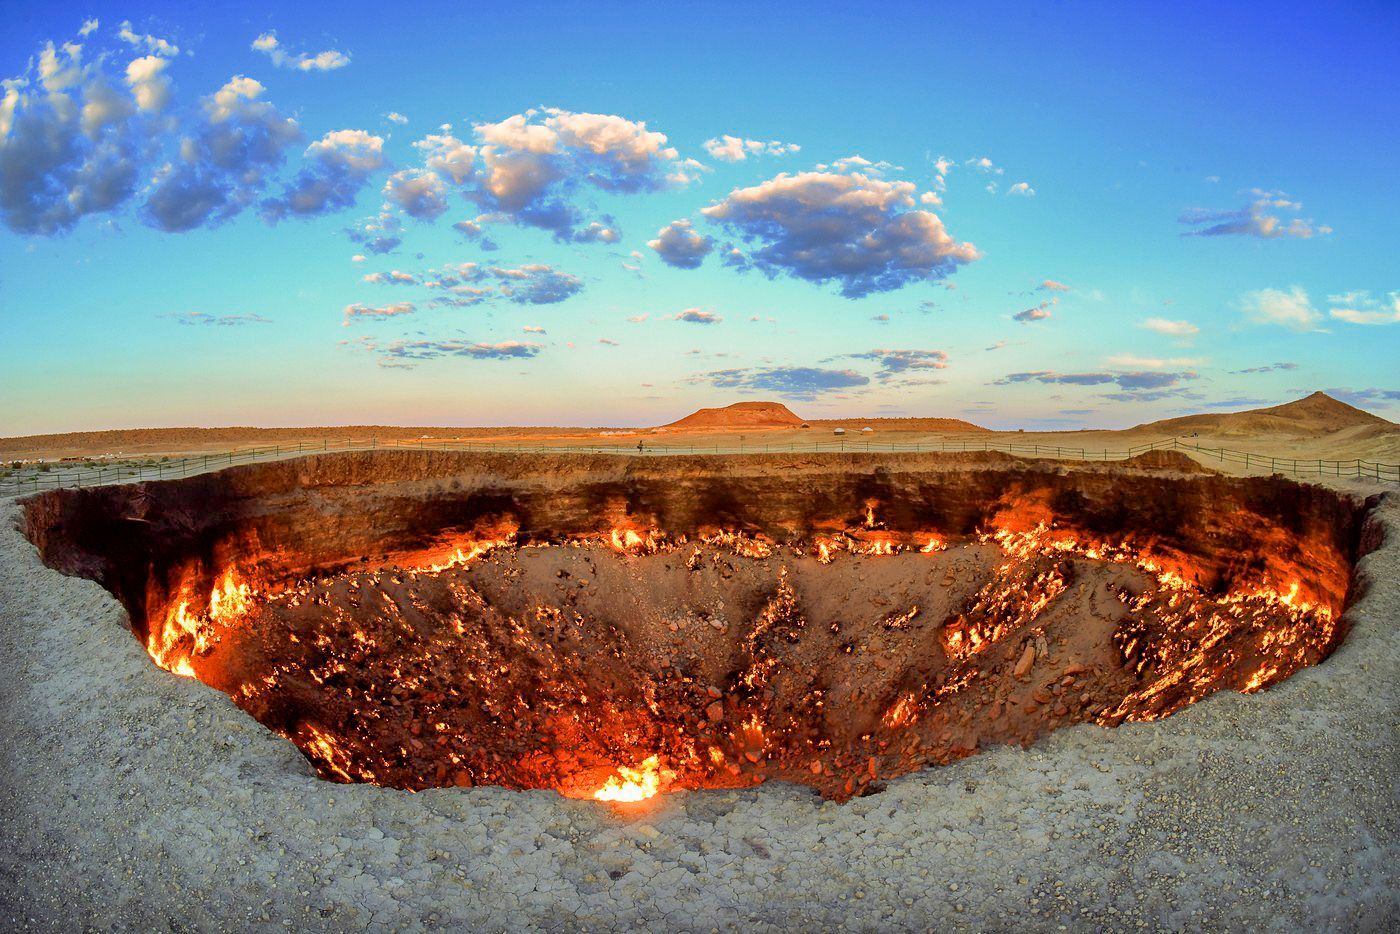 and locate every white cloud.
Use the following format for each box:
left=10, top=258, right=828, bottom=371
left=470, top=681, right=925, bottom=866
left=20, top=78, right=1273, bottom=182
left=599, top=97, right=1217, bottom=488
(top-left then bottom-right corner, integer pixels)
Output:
left=394, top=108, right=691, bottom=241
left=1103, top=353, right=1205, bottom=369
left=1327, top=290, right=1400, bottom=325
left=125, top=55, right=171, bottom=112
left=1040, top=279, right=1071, bottom=292
left=117, top=21, right=179, bottom=57
left=261, top=129, right=386, bottom=222
left=647, top=218, right=713, bottom=268
left=342, top=301, right=415, bottom=325
left=362, top=269, right=417, bottom=285
left=700, top=171, right=978, bottom=297
left=385, top=111, right=408, bottom=125
left=144, top=76, right=302, bottom=232
left=1180, top=189, right=1330, bottom=239
left=383, top=168, right=448, bottom=220
left=672, top=308, right=722, bottom=324
left=1240, top=286, right=1322, bottom=331
left=1139, top=318, right=1200, bottom=339
left=251, top=31, right=350, bottom=72
left=702, top=135, right=800, bottom=162
left=1013, top=298, right=1056, bottom=322
left=1007, top=181, right=1035, bottom=196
